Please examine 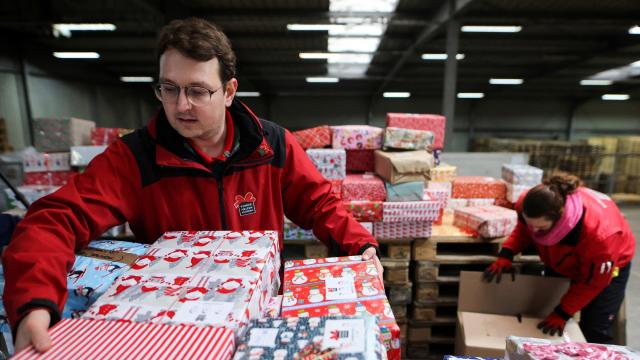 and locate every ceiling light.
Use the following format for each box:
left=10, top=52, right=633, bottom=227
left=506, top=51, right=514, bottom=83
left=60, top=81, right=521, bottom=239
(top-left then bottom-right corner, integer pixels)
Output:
left=306, top=77, right=340, bottom=83
left=330, top=0, right=399, bottom=13
left=602, top=94, right=629, bottom=101
left=580, top=79, right=613, bottom=86
left=53, top=52, right=100, bottom=59
left=461, top=25, right=522, bottom=33
left=329, top=24, right=385, bottom=36
left=120, top=76, right=153, bottom=83
left=383, top=92, right=410, bottom=98
left=236, top=92, right=261, bottom=97
left=631, top=60, right=640, bottom=67
left=52, top=23, right=116, bottom=38
left=489, top=78, right=523, bottom=85
left=629, top=26, right=640, bottom=35
left=287, top=24, right=345, bottom=31
left=457, top=92, right=484, bottom=99
left=299, top=53, right=373, bottom=64
left=421, top=53, right=465, bottom=60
